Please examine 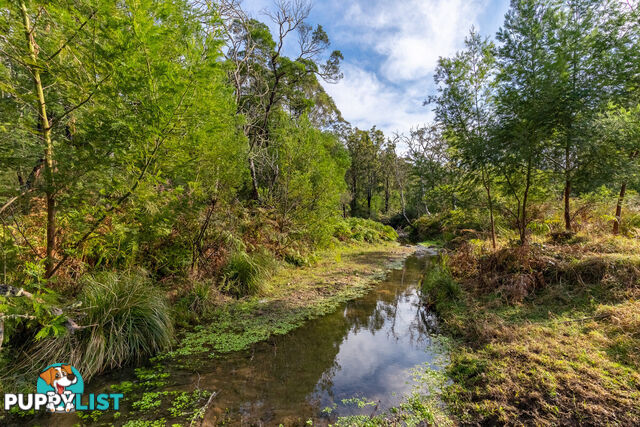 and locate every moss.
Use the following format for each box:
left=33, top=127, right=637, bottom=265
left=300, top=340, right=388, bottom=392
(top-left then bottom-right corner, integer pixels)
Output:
left=167, top=242, right=413, bottom=358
